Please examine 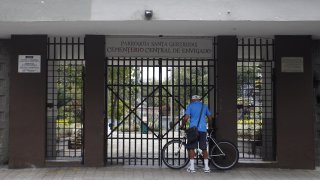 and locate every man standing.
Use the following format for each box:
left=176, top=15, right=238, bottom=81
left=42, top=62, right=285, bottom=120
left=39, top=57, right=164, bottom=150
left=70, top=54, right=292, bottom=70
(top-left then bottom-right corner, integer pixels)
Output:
left=180, top=95, right=213, bottom=173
